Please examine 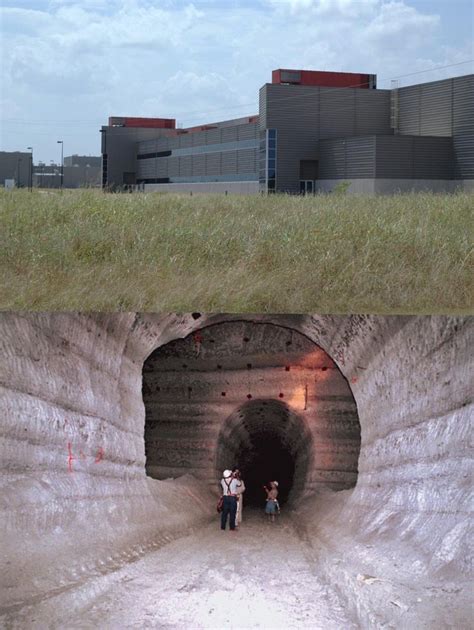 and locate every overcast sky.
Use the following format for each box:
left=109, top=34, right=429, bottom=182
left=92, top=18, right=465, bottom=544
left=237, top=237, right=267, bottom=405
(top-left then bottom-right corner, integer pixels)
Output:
left=1, top=0, right=473, bottom=163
